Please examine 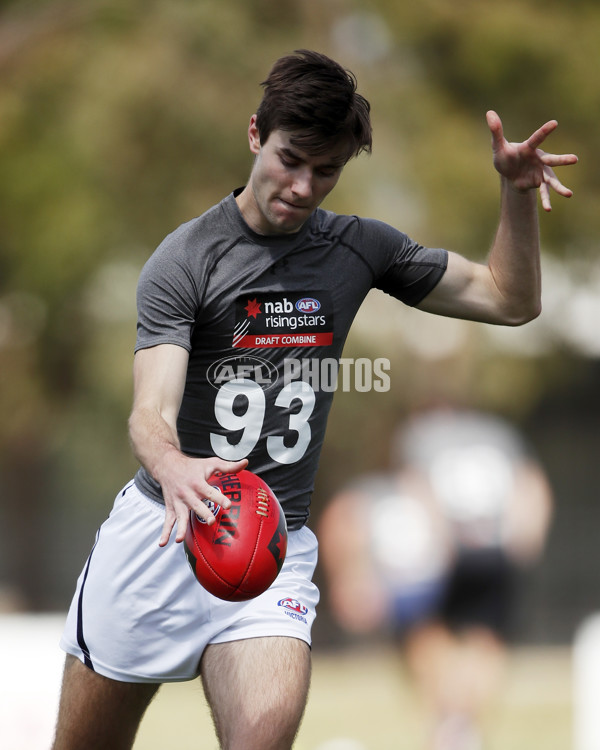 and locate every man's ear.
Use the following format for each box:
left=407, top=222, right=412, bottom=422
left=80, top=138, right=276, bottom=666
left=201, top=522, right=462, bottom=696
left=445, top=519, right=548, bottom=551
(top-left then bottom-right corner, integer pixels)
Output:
left=248, top=114, right=261, bottom=156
